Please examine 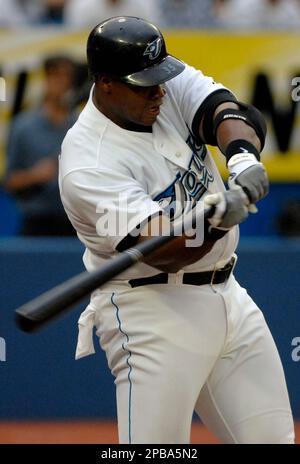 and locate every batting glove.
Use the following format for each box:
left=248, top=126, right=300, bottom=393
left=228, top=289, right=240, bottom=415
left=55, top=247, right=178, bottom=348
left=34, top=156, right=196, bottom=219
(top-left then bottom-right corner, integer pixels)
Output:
left=227, top=153, right=269, bottom=213
left=204, top=186, right=249, bottom=230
